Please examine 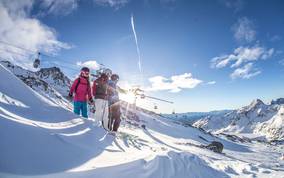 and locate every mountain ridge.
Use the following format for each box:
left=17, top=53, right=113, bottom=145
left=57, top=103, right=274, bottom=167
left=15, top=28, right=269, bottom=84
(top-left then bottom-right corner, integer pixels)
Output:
left=192, top=98, right=284, bottom=141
